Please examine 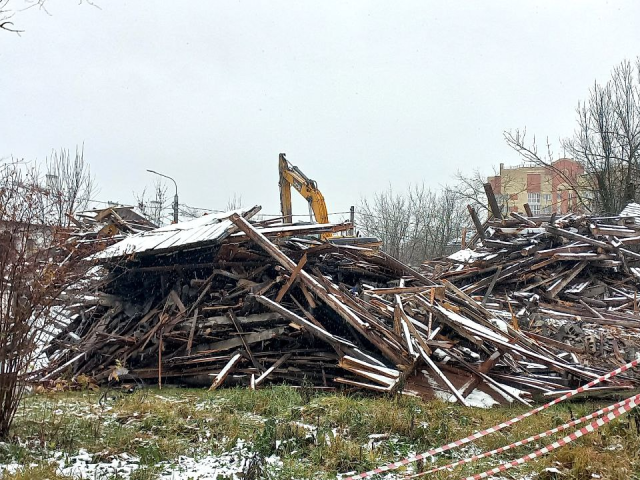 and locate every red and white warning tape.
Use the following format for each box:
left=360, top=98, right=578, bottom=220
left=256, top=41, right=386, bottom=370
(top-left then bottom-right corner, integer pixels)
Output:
left=406, top=393, right=640, bottom=478
left=340, top=358, right=639, bottom=480
left=463, top=392, right=640, bottom=480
